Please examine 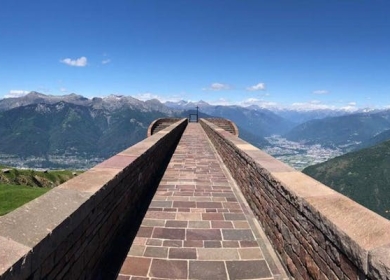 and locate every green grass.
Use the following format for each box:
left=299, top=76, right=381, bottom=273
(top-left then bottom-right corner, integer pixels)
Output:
left=0, top=184, right=50, bottom=216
